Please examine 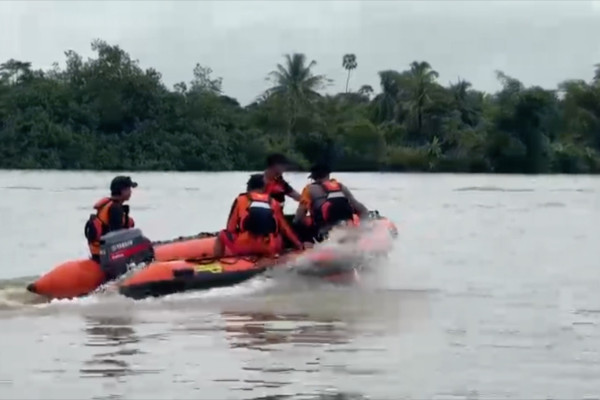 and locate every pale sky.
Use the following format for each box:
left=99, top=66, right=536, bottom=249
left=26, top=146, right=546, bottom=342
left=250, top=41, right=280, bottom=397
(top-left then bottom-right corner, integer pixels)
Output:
left=1, top=0, right=600, bottom=105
